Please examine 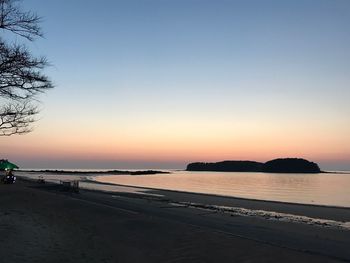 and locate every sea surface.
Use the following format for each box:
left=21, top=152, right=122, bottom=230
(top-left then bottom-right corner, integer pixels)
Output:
left=17, top=170, right=350, bottom=208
